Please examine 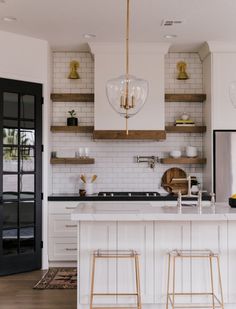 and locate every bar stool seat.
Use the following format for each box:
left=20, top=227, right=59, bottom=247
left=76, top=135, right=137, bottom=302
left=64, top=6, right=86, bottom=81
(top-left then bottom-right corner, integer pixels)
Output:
left=90, top=249, right=141, bottom=309
left=166, top=249, right=224, bottom=309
